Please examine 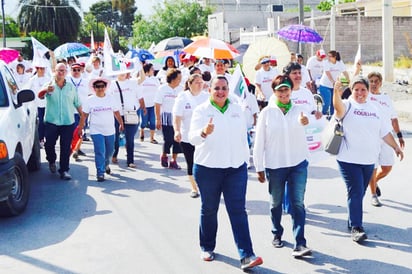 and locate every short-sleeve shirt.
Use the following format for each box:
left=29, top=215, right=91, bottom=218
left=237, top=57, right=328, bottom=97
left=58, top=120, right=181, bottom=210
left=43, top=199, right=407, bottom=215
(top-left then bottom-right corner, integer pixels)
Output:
left=83, top=94, right=119, bottom=136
